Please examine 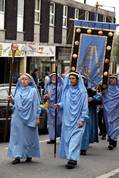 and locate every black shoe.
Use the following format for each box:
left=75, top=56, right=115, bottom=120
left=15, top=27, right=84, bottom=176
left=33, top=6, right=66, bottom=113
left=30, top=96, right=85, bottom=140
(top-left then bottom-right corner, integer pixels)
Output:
left=12, top=158, right=20, bottom=165
left=108, top=144, right=114, bottom=150
left=99, top=132, right=102, bottom=136
left=65, top=160, right=77, bottom=169
left=112, top=141, right=117, bottom=148
left=80, top=150, right=87, bottom=155
left=47, top=140, right=55, bottom=144
left=25, top=157, right=32, bottom=162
